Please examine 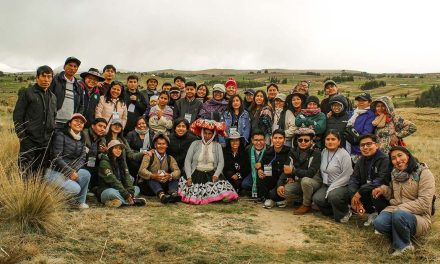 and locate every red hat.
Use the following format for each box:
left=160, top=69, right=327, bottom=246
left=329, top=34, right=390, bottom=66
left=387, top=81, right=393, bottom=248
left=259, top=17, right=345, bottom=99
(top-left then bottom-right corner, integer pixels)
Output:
left=225, top=77, right=238, bottom=90
left=190, top=119, right=227, bottom=137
